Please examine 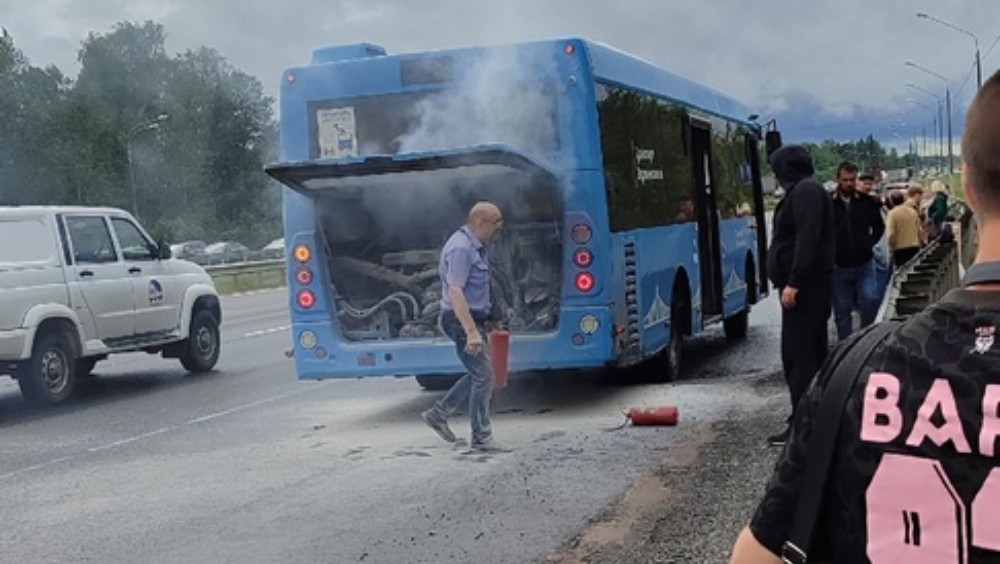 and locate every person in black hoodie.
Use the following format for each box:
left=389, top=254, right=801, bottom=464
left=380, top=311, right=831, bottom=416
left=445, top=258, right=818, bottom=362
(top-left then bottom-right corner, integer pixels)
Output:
left=765, top=145, right=835, bottom=446
left=830, top=161, right=885, bottom=340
